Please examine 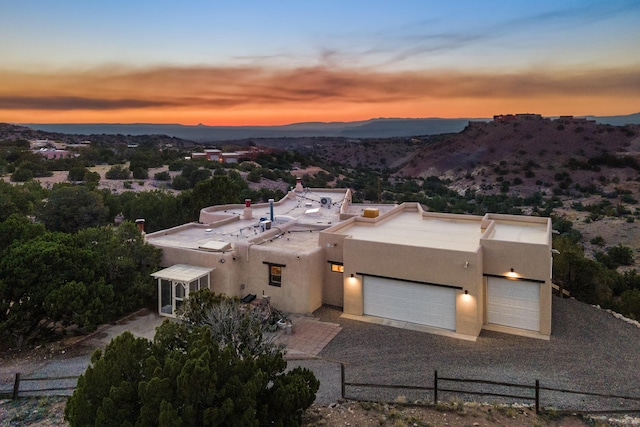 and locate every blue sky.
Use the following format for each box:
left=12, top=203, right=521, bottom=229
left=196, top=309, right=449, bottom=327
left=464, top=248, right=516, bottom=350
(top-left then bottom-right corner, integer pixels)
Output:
left=1, top=0, right=638, bottom=124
